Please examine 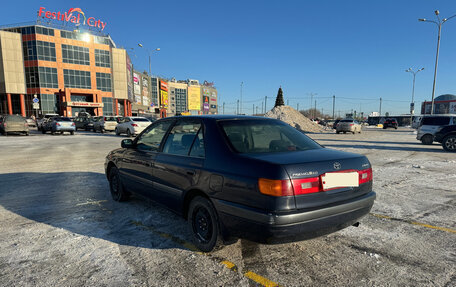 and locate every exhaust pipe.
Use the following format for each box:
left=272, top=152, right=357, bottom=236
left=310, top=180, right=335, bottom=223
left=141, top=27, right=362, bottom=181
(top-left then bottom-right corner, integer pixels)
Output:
left=352, top=222, right=360, bottom=227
